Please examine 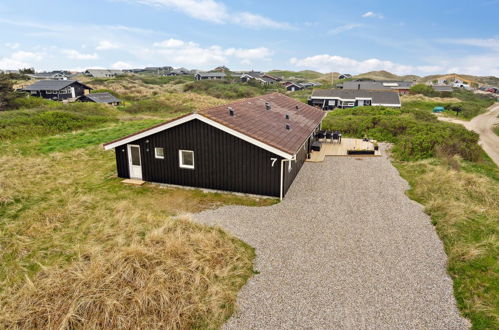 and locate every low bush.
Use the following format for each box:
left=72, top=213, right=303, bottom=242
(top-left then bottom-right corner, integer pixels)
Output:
left=0, top=109, right=114, bottom=141
left=183, top=80, right=280, bottom=99
left=138, top=75, right=194, bottom=85
left=121, top=98, right=192, bottom=114
left=9, top=95, right=60, bottom=109
left=322, top=106, right=481, bottom=161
